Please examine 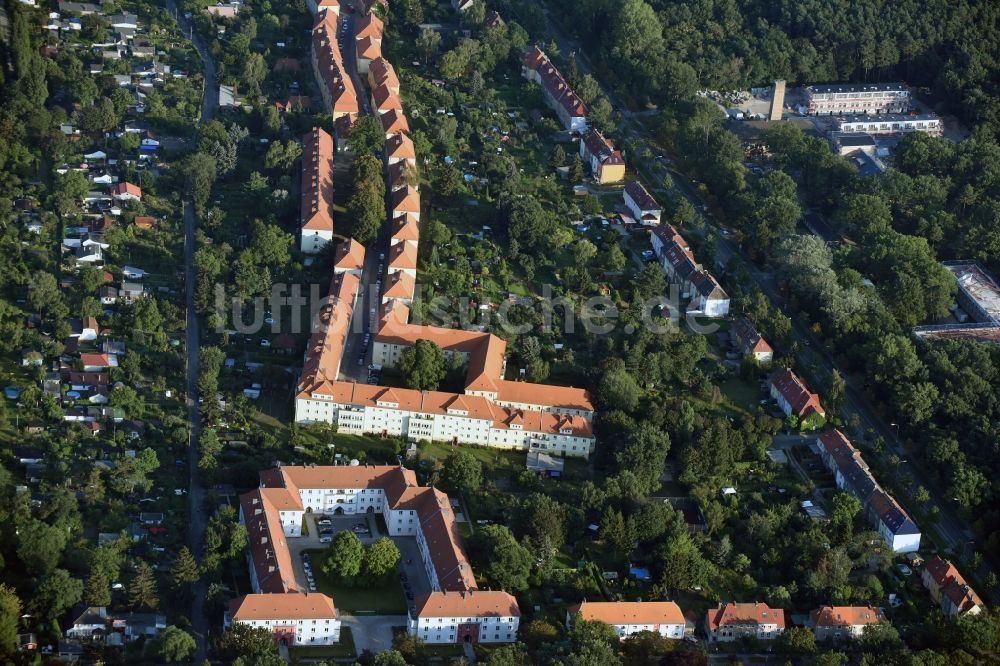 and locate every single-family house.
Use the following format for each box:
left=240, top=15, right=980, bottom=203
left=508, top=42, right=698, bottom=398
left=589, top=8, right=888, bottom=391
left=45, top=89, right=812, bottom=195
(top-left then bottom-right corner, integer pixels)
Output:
left=99, top=285, right=119, bottom=305
left=66, top=606, right=108, bottom=639
left=111, top=182, right=141, bottom=202
left=120, top=282, right=145, bottom=302
left=80, top=353, right=117, bottom=371
left=122, top=266, right=147, bottom=280
left=106, top=13, right=138, bottom=29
